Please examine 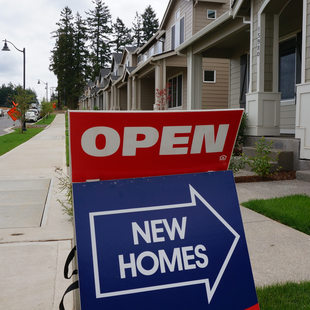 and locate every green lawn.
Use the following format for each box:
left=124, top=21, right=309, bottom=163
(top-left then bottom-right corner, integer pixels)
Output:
left=0, top=114, right=56, bottom=156
left=35, top=113, right=56, bottom=125
left=0, top=127, right=44, bottom=156
left=257, top=282, right=310, bottom=310
left=242, top=194, right=310, bottom=235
